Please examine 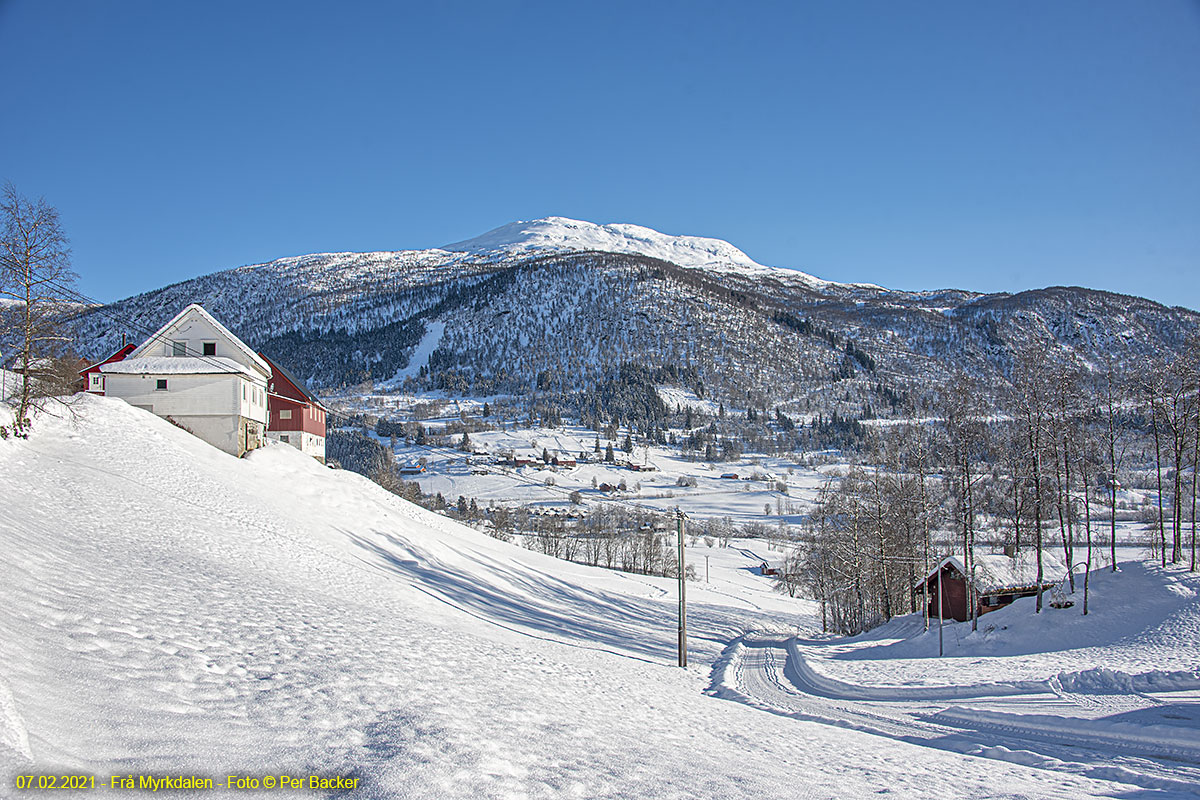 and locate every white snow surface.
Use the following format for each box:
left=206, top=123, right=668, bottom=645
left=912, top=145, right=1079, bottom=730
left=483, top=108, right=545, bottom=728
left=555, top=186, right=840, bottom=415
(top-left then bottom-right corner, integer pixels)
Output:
left=380, top=321, right=445, bottom=388
left=100, top=356, right=249, bottom=376
left=0, top=396, right=1192, bottom=798
left=443, top=216, right=841, bottom=286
